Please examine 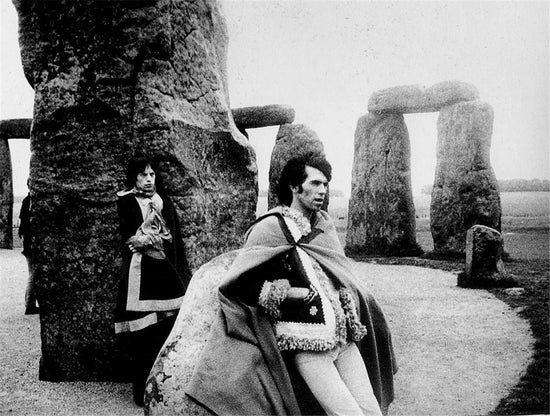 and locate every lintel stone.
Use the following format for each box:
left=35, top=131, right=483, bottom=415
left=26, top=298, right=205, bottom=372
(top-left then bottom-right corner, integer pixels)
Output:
left=232, top=104, right=295, bottom=130
left=0, top=119, right=32, bottom=139
left=368, top=80, right=479, bottom=114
